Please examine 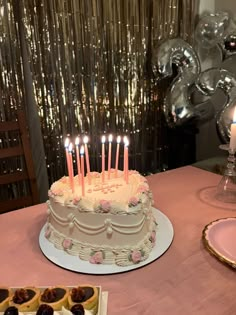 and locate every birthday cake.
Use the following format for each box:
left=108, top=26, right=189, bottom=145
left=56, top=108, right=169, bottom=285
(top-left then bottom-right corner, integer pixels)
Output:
left=45, top=169, right=157, bottom=266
